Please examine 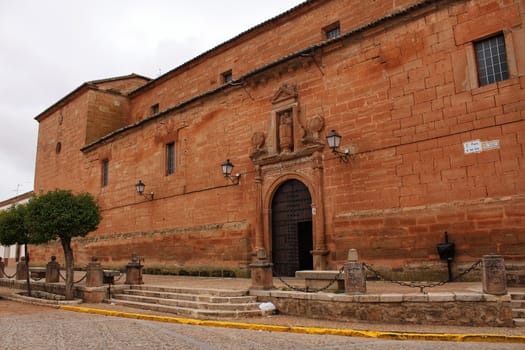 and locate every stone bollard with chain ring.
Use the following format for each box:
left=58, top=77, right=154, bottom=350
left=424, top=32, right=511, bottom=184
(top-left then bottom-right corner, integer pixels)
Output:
left=46, top=255, right=60, bottom=283
left=482, top=254, right=507, bottom=295
left=344, top=249, right=366, bottom=294
left=125, top=253, right=144, bottom=285
left=85, top=256, right=104, bottom=287
left=16, top=256, right=28, bottom=280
